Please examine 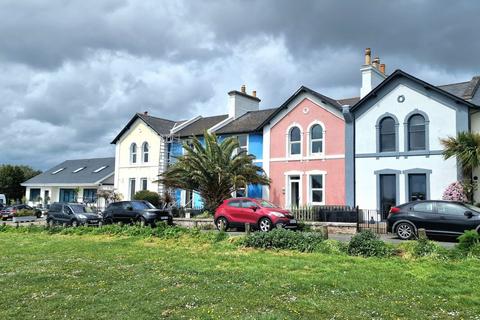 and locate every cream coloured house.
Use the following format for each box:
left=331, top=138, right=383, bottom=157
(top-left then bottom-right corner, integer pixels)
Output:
left=111, top=112, right=181, bottom=200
